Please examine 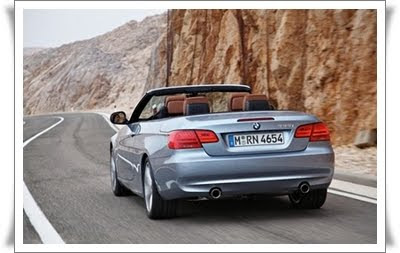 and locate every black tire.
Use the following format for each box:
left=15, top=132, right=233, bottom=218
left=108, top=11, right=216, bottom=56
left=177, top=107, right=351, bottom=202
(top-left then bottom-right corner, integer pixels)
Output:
left=289, top=188, right=327, bottom=209
left=110, top=151, right=130, bottom=196
left=143, top=158, right=177, bottom=219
